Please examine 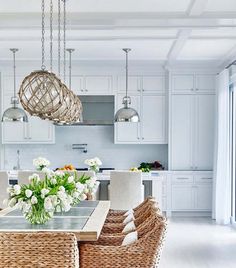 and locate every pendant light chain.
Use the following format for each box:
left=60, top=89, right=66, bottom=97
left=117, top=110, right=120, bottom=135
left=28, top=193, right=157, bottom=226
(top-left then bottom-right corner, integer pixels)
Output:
left=58, top=0, right=61, bottom=77
left=67, top=48, right=75, bottom=89
left=11, top=48, right=18, bottom=107
left=41, top=0, right=46, bottom=70
left=50, top=0, right=53, bottom=72
left=63, top=0, right=66, bottom=82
